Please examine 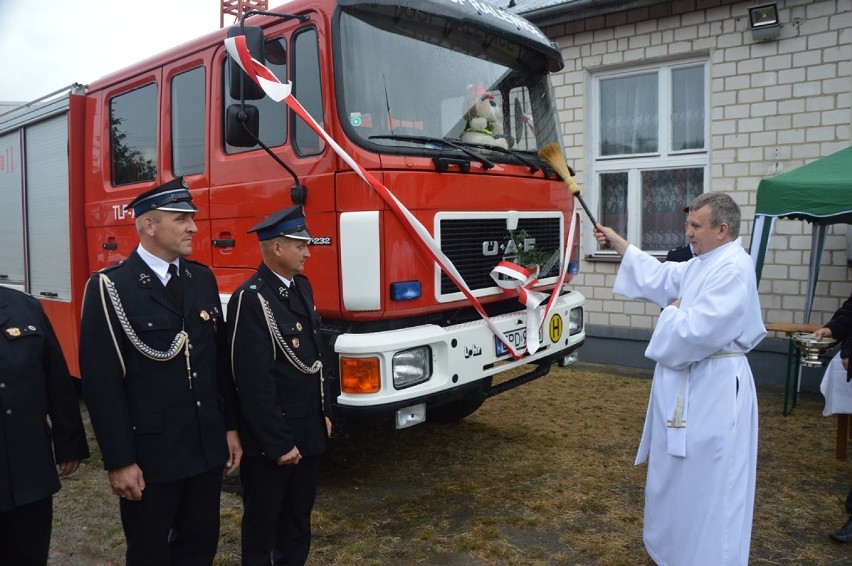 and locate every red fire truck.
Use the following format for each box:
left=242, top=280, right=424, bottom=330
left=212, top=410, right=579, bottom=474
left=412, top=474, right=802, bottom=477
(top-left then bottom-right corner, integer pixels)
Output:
left=0, top=0, right=584, bottom=429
